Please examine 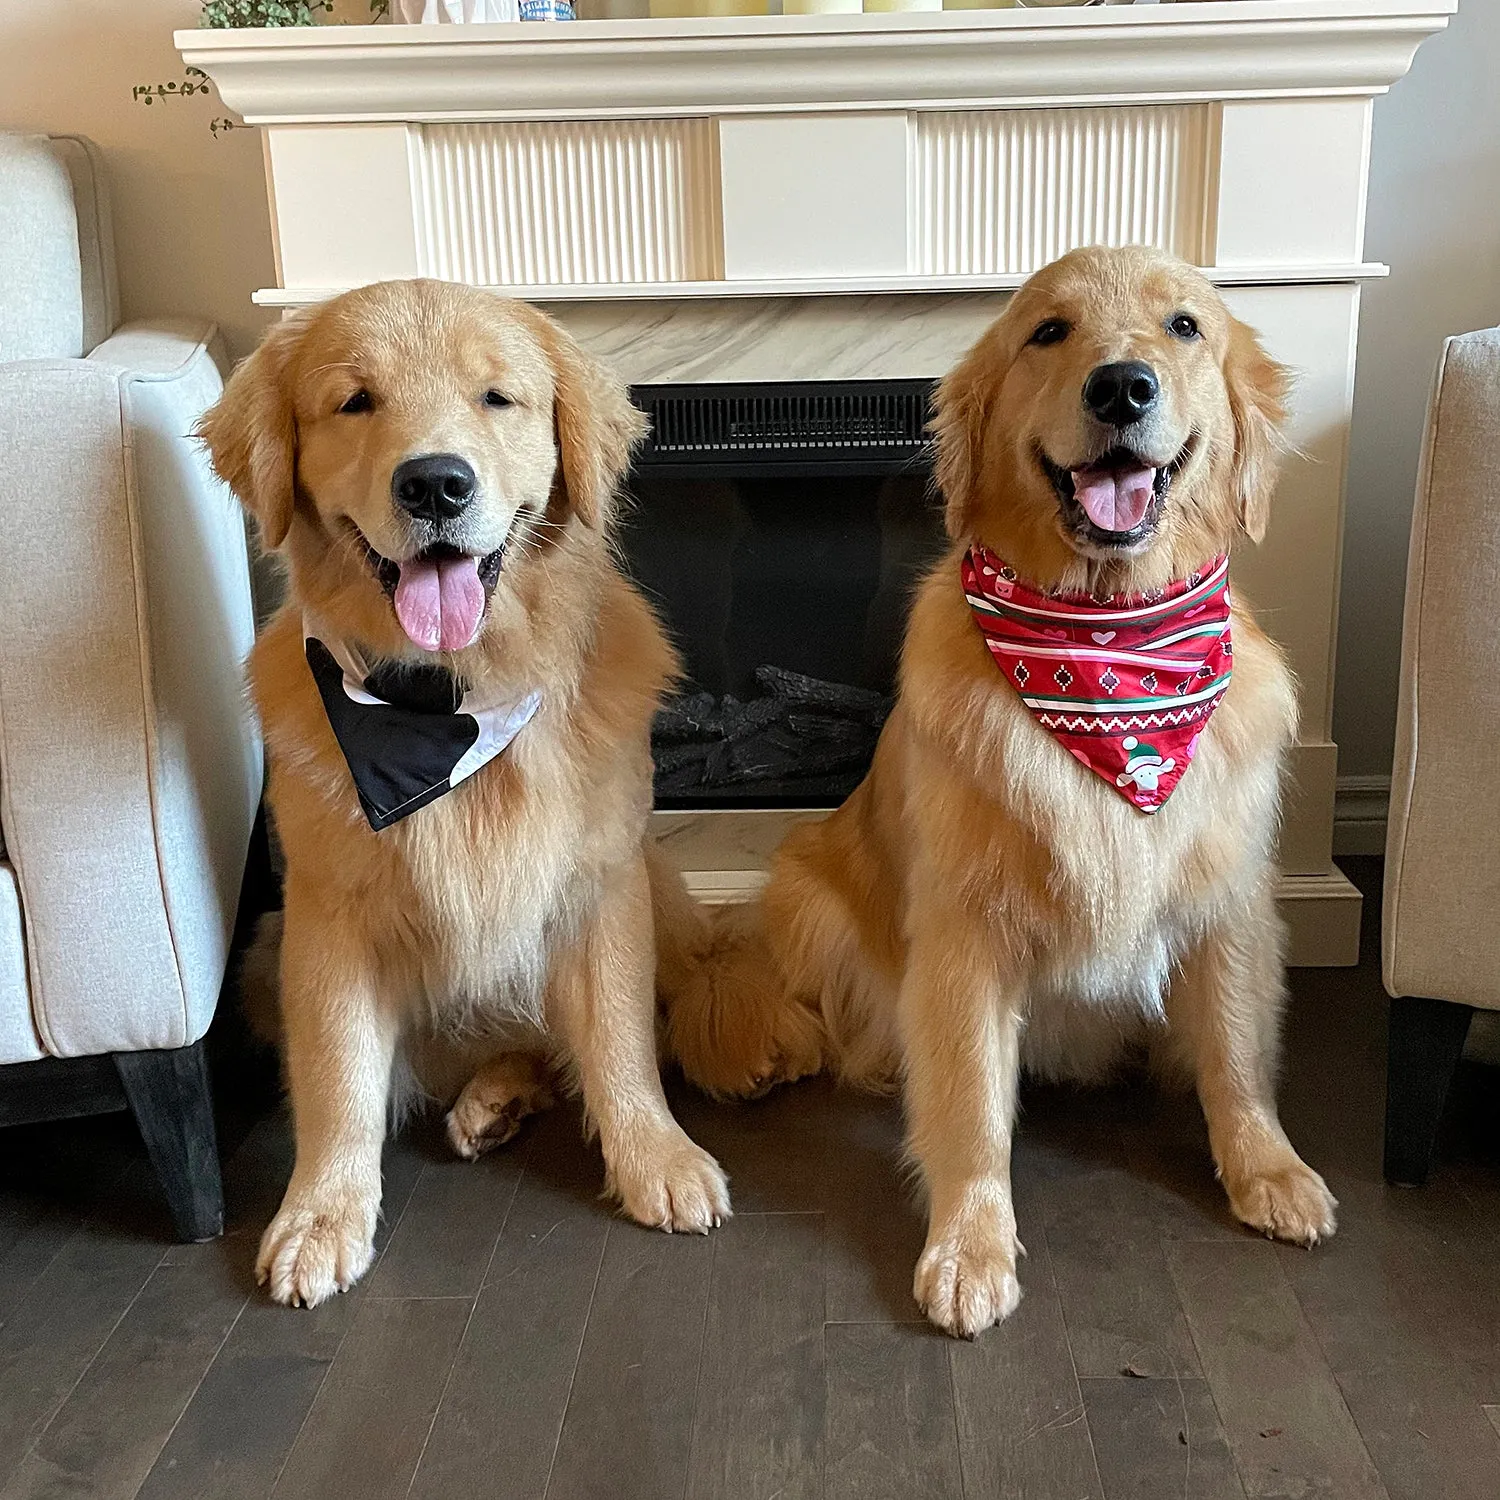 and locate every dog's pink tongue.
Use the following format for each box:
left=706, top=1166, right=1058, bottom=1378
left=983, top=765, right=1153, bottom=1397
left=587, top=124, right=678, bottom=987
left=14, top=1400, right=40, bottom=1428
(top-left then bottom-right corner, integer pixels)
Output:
left=1072, top=463, right=1156, bottom=533
left=392, top=554, right=484, bottom=653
